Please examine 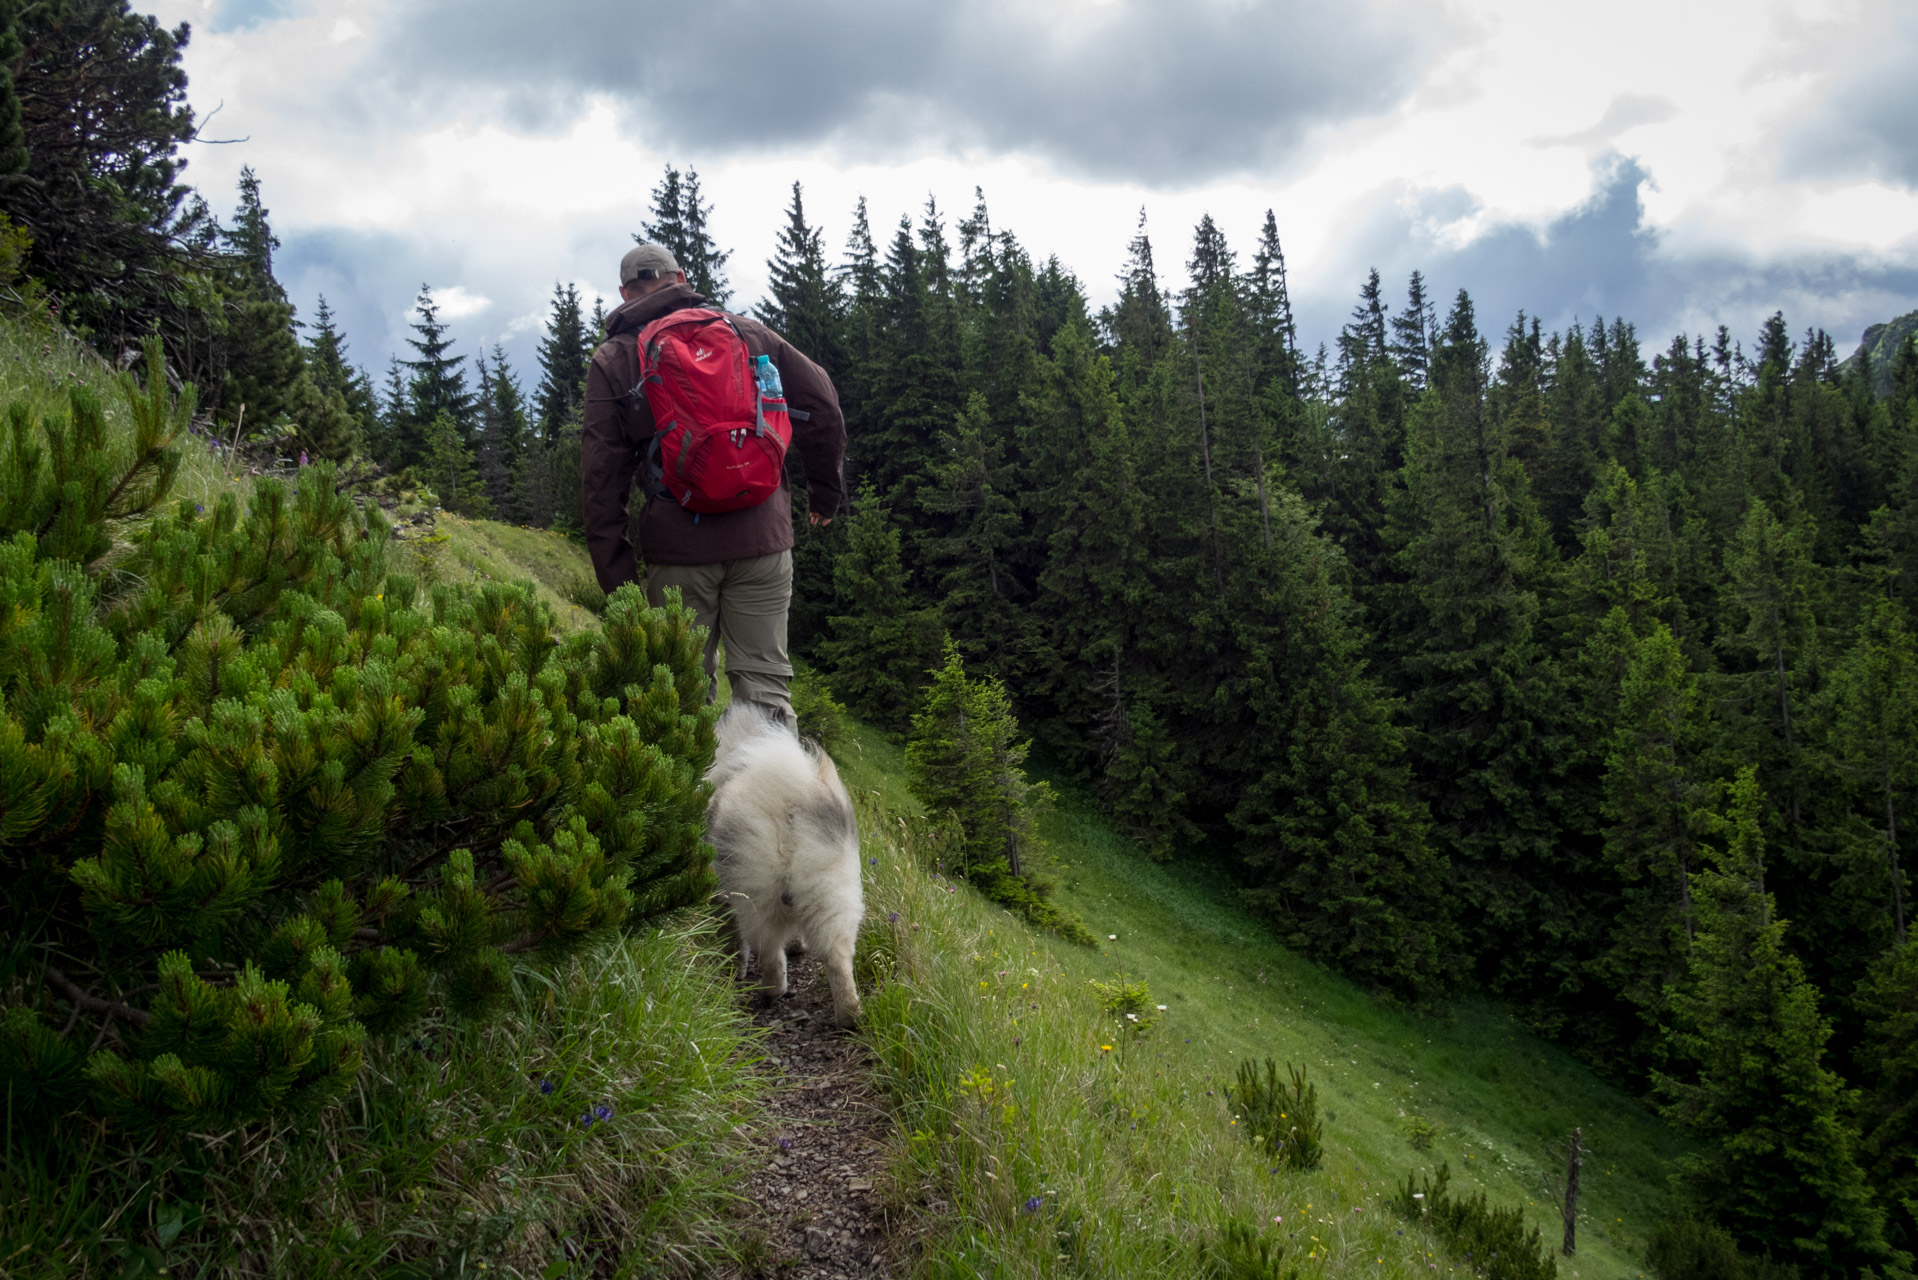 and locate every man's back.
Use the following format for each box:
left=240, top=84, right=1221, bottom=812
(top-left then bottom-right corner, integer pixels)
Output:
left=581, top=281, right=846, bottom=589
left=579, top=256, right=847, bottom=723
